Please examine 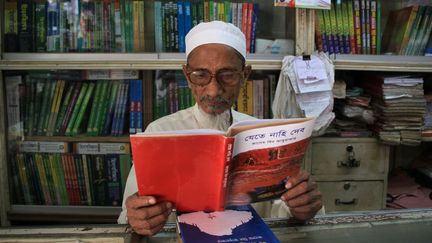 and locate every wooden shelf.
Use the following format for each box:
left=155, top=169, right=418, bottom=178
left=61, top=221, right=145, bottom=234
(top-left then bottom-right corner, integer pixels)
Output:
left=332, top=54, right=432, bottom=72
left=24, top=136, right=130, bottom=143
left=8, top=205, right=121, bottom=223
left=2, top=53, right=432, bottom=72
left=0, top=53, right=285, bottom=70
